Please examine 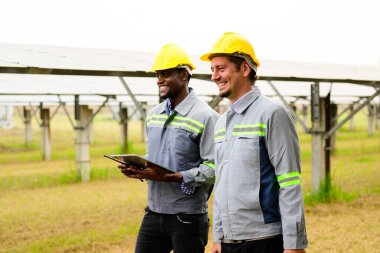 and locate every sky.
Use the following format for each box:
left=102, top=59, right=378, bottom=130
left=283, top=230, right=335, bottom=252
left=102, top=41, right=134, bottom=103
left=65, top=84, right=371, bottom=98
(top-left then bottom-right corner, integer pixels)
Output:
left=1, top=0, right=380, bottom=66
